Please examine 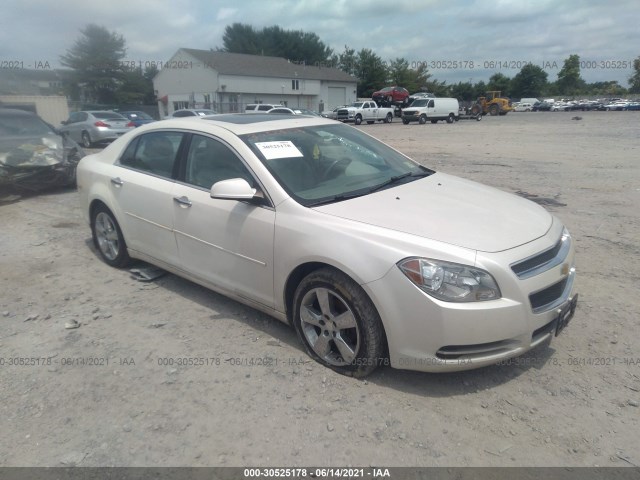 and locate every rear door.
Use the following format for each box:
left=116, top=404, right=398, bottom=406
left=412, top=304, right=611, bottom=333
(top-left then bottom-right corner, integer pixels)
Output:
left=111, top=130, right=186, bottom=266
